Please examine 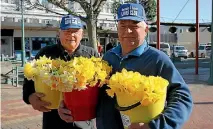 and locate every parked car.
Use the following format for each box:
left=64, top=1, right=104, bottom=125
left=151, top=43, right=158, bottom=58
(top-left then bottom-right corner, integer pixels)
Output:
left=170, top=45, right=188, bottom=59
left=148, top=42, right=171, bottom=57
left=190, top=45, right=211, bottom=58
left=207, top=42, right=211, bottom=46
left=200, top=42, right=211, bottom=46
left=198, top=45, right=211, bottom=58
